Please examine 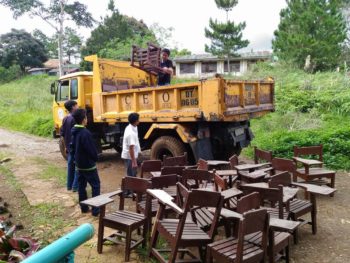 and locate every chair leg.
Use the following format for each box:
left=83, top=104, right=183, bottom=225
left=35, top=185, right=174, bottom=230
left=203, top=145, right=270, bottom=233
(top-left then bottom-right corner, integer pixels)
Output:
left=97, top=221, right=104, bottom=254
left=206, top=247, right=213, bottom=263
left=285, top=244, right=290, bottom=263
left=198, top=246, right=206, bottom=262
left=148, top=225, right=159, bottom=258
left=125, top=228, right=132, bottom=262
left=169, top=244, right=180, bottom=263
left=330, top=175, right=335, bottom=197
left=293, top=228, right=298, bottom=245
